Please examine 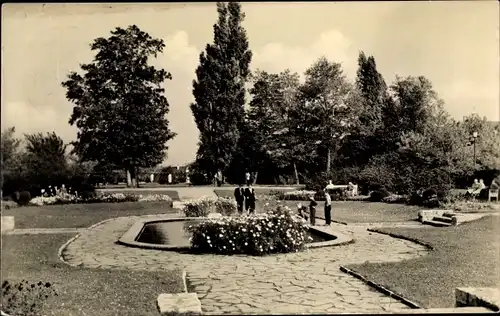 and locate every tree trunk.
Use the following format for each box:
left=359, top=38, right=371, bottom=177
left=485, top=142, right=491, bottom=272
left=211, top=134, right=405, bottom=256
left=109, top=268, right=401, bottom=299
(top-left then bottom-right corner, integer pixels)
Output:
left=131, top=167, right=138, bottom=188
left=252, top=172, right=259, bottom=185
left=326, top=148, right=331, bottom=174
left=126, top=170, right=132, bottom=187
left=293, top=162, right=300, bottom=185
